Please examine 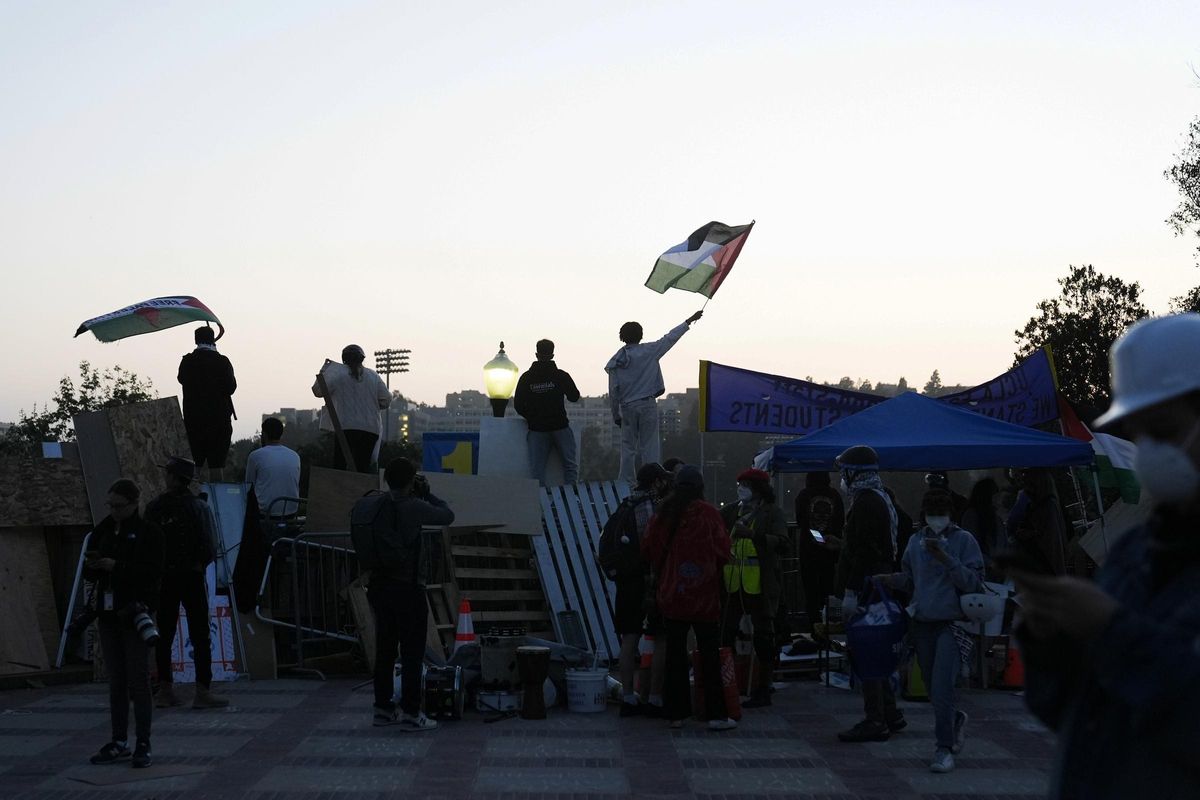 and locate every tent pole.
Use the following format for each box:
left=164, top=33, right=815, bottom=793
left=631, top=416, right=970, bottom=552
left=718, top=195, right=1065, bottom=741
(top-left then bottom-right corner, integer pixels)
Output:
left=1090, top=467, right=1109, bottom=557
